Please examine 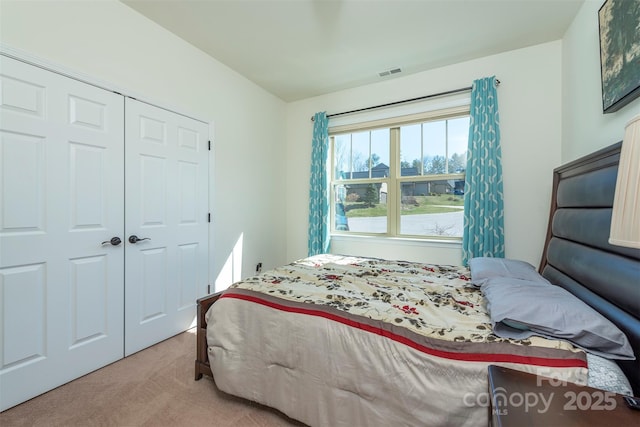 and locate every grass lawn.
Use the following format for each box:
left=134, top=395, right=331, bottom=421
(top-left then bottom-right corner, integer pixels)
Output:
left=345, top=195, right=463, bottom=217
